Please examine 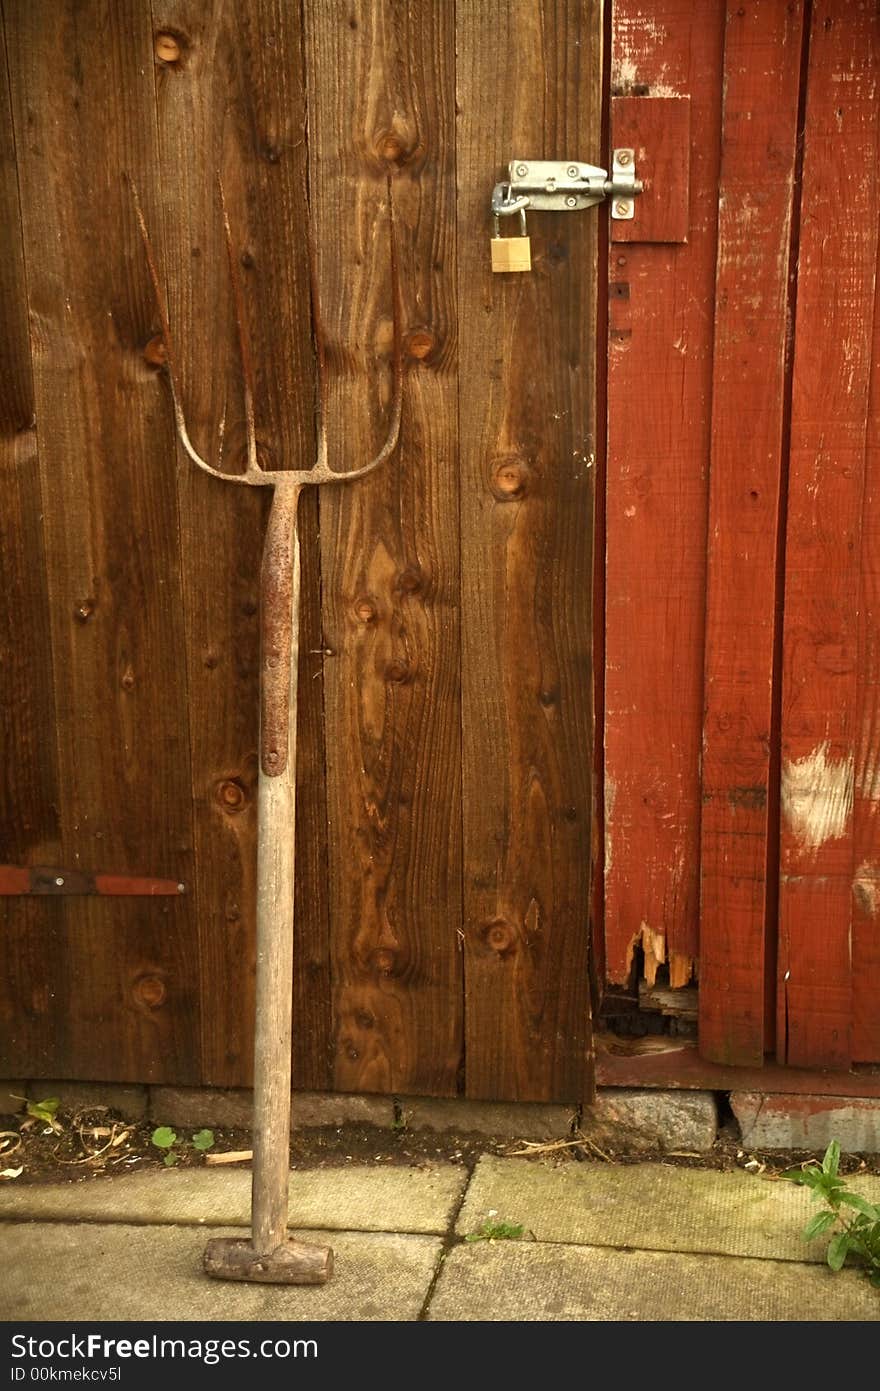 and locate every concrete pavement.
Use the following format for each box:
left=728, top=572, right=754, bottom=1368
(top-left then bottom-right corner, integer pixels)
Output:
left=1, top=1158, right=878, bottom=1321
